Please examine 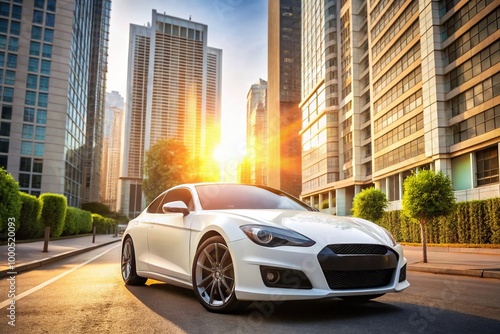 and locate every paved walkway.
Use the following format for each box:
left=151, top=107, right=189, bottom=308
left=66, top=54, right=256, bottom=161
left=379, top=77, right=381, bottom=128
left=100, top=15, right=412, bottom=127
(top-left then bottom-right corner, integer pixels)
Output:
left=0, top=235, right=499, bottom=280
left=0, top=234, right=120, bottom=277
